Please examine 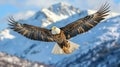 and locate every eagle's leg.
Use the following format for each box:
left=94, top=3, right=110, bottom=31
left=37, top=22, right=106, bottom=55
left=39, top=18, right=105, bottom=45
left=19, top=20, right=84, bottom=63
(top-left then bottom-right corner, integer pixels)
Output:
left=62, top=41, right=71, bottom=54
left=66, top=41, right=70, bottom=48
left=52, top=41, right=79, bottom=54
